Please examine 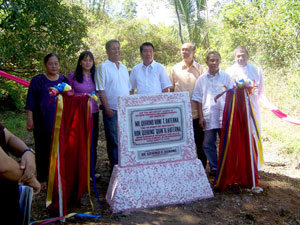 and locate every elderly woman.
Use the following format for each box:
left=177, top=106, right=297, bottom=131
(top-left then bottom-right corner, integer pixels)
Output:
left=25, top=53, right=68, bottom=189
